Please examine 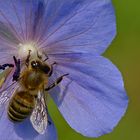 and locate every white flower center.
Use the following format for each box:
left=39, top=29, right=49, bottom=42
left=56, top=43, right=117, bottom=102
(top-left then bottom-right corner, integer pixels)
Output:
left=18, top=42, right=38, bottom=59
